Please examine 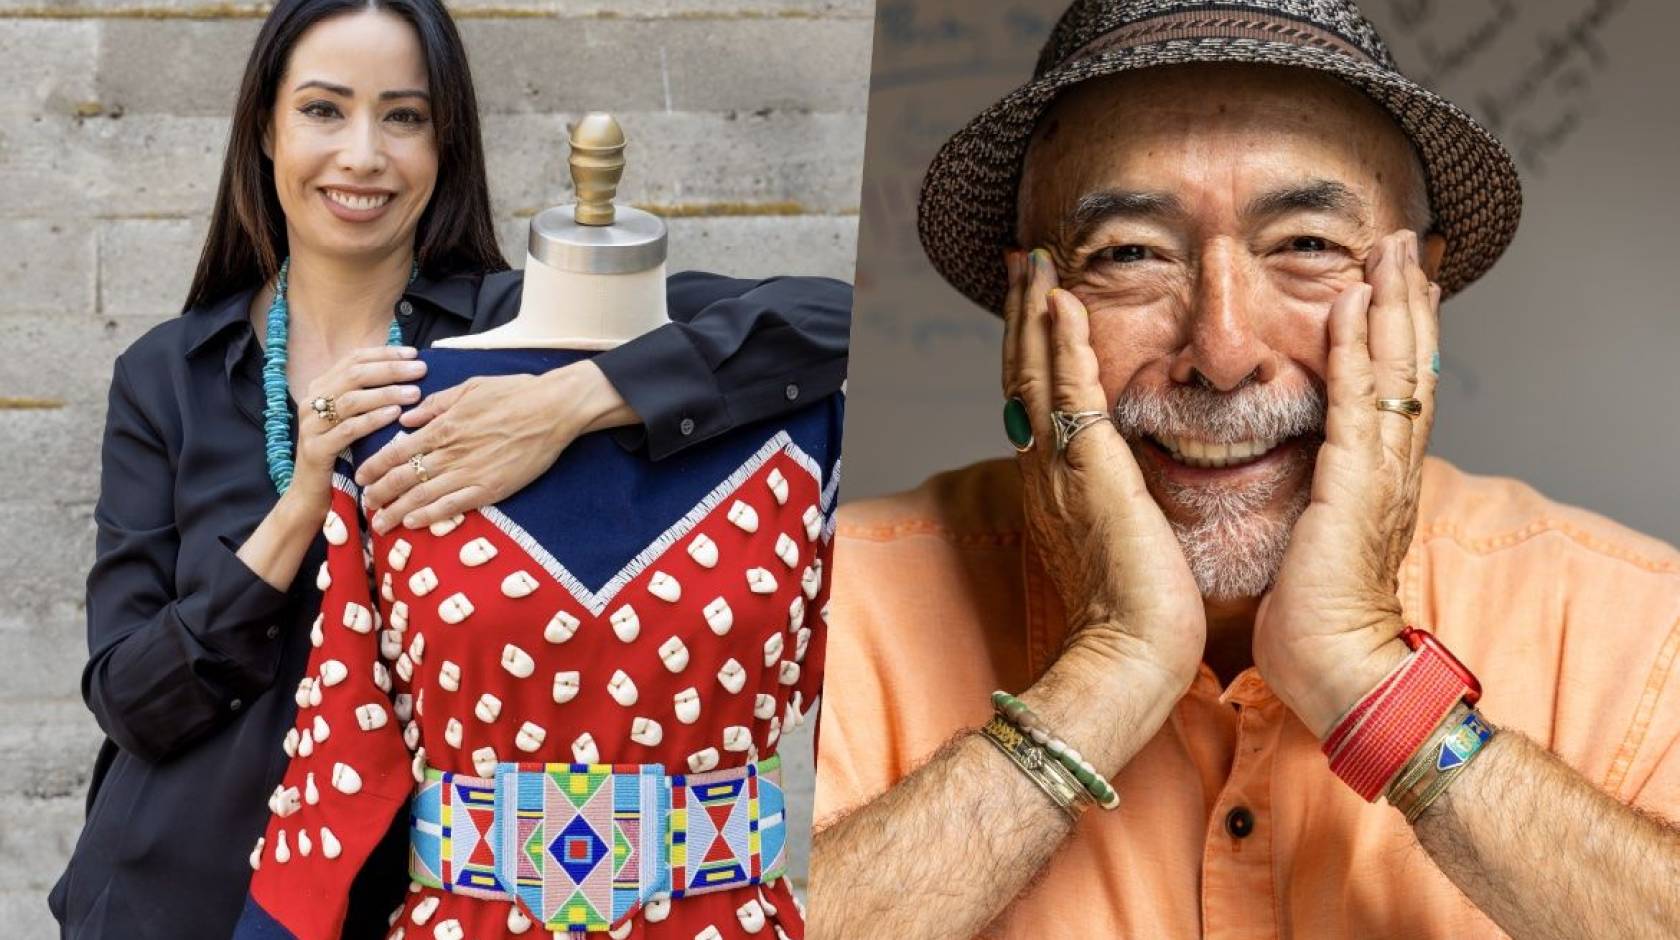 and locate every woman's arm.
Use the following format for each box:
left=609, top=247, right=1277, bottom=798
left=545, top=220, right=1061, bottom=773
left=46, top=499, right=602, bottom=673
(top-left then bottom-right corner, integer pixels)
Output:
left=590, top=272, right=851, bottom=458
left=82, top=355, right=298, bottom=762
